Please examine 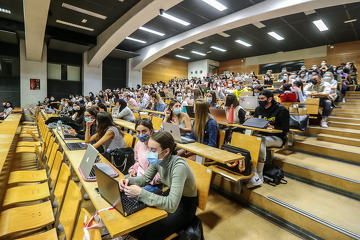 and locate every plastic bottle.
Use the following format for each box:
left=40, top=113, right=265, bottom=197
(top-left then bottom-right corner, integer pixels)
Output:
left=57, top=120, right=62, bottom=131
left=228, top=104, right=234, bottom=124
